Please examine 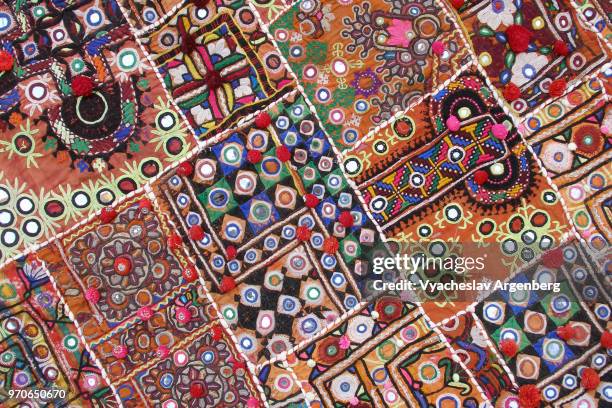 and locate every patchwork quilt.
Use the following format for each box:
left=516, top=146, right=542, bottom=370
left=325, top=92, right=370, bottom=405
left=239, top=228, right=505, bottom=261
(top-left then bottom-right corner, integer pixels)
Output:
left=0, top=0, right=610, bottom=406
